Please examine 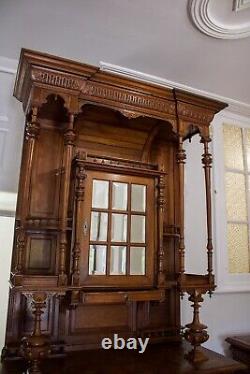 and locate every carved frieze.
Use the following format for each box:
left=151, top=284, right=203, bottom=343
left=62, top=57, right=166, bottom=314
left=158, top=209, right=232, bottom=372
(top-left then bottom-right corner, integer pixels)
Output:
left=177, top=102, right=214, bottom=125
left=32, top=68, right=83, bottom=91
left=83, top=82, right=176, bottom=115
